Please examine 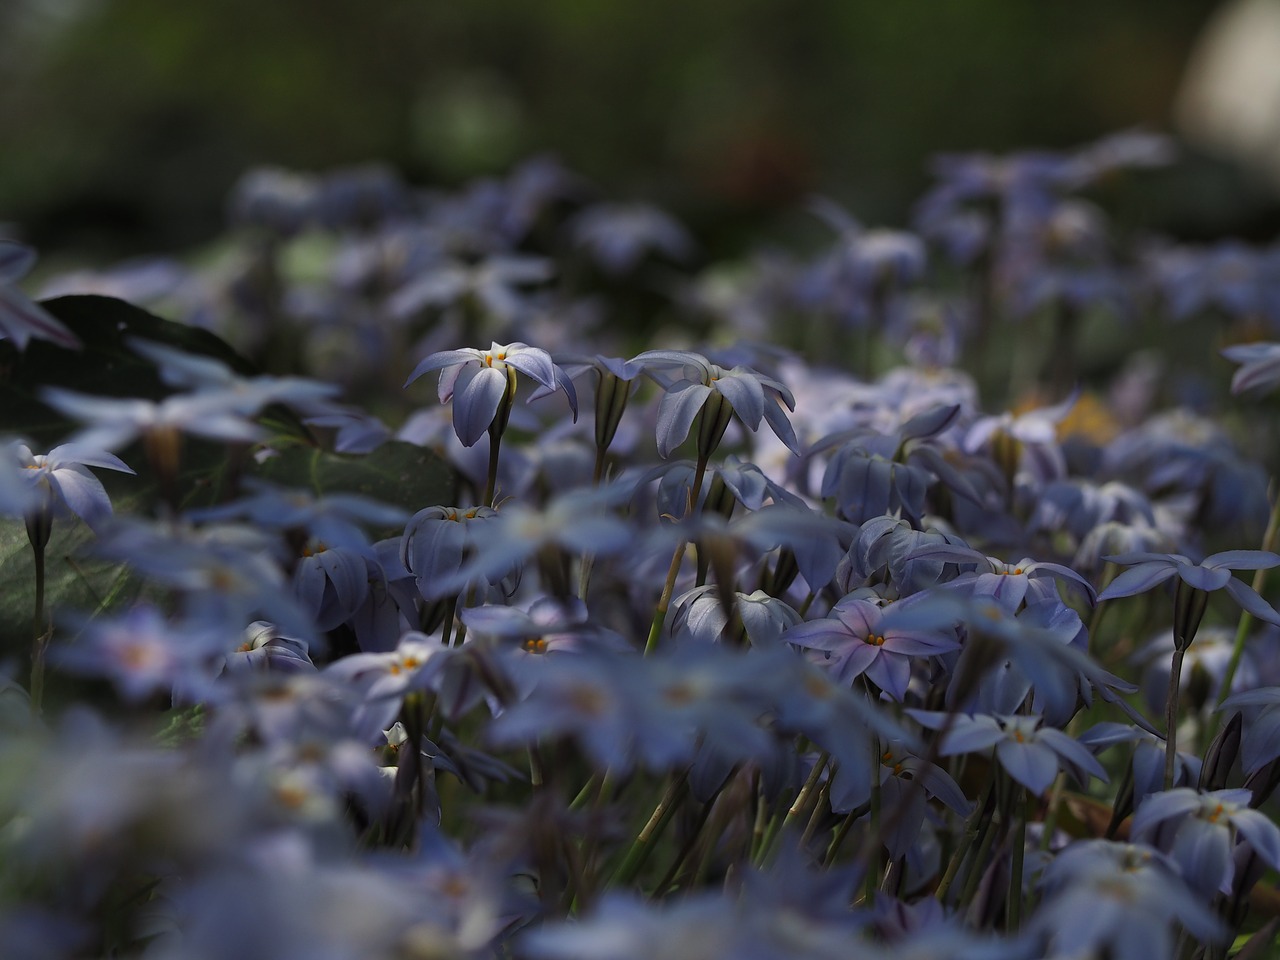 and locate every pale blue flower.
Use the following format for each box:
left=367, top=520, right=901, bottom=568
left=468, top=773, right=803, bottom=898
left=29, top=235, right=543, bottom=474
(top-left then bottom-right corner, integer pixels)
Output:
left=630, top=349, right=799, bottom=457
left=571, top=202, right=694, bottom=275
left=1097, top=550, right=1280, bottom=634
left=1131, top=787, right=1280, bottom=896
left=403, top=340, right=577, bottom=446
left=9, top=441, right=134, bottom=531
left=785, top=594, right=958, bottom=701
left=1033, top=839, right=1225, bottom=959
left=910, top=710, right=1107, bottom=794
